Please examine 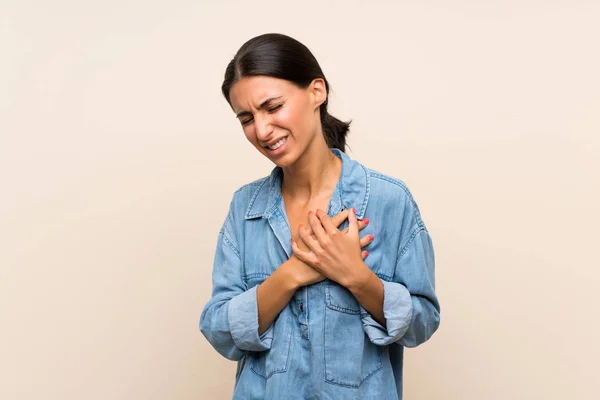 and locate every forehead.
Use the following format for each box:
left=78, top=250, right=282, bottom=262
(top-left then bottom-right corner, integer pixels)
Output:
left=229, top=76, right=299, bottom=112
